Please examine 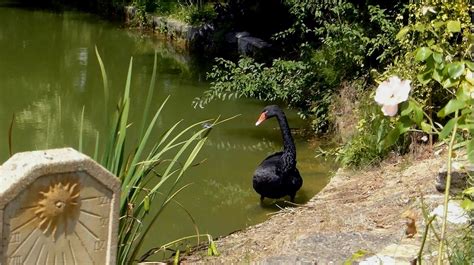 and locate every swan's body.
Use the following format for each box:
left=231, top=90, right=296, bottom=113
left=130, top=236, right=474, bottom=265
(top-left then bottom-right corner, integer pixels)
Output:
left=252, top=105, right=302, bottom=202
